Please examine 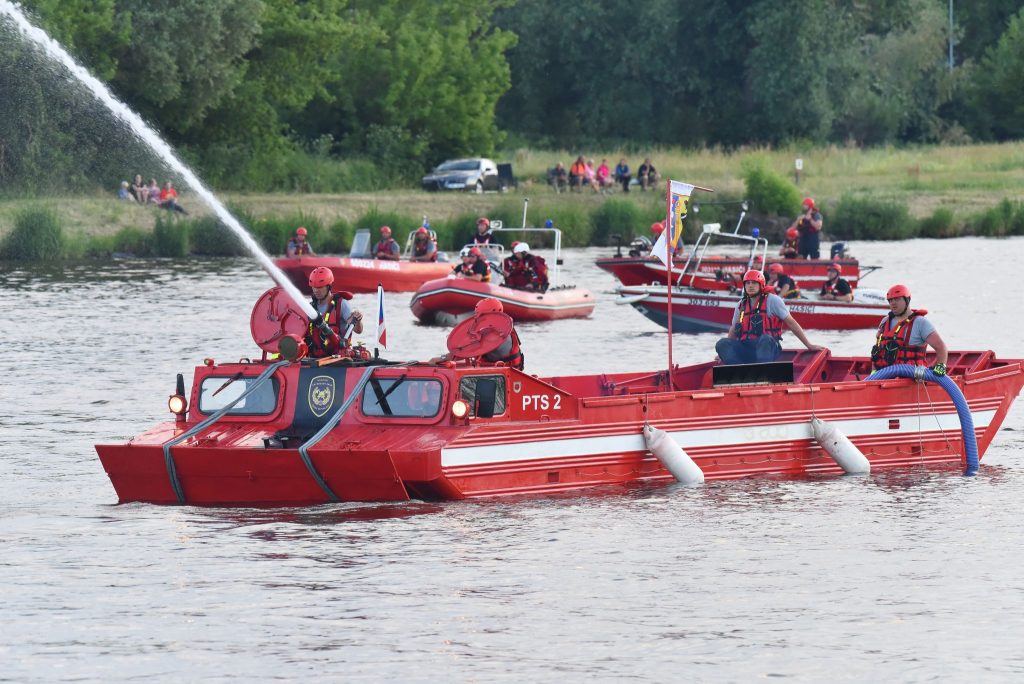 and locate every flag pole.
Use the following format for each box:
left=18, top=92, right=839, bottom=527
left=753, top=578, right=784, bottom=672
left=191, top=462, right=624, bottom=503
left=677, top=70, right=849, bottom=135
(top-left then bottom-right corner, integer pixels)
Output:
left=665, top=180, right=673, bottom=382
